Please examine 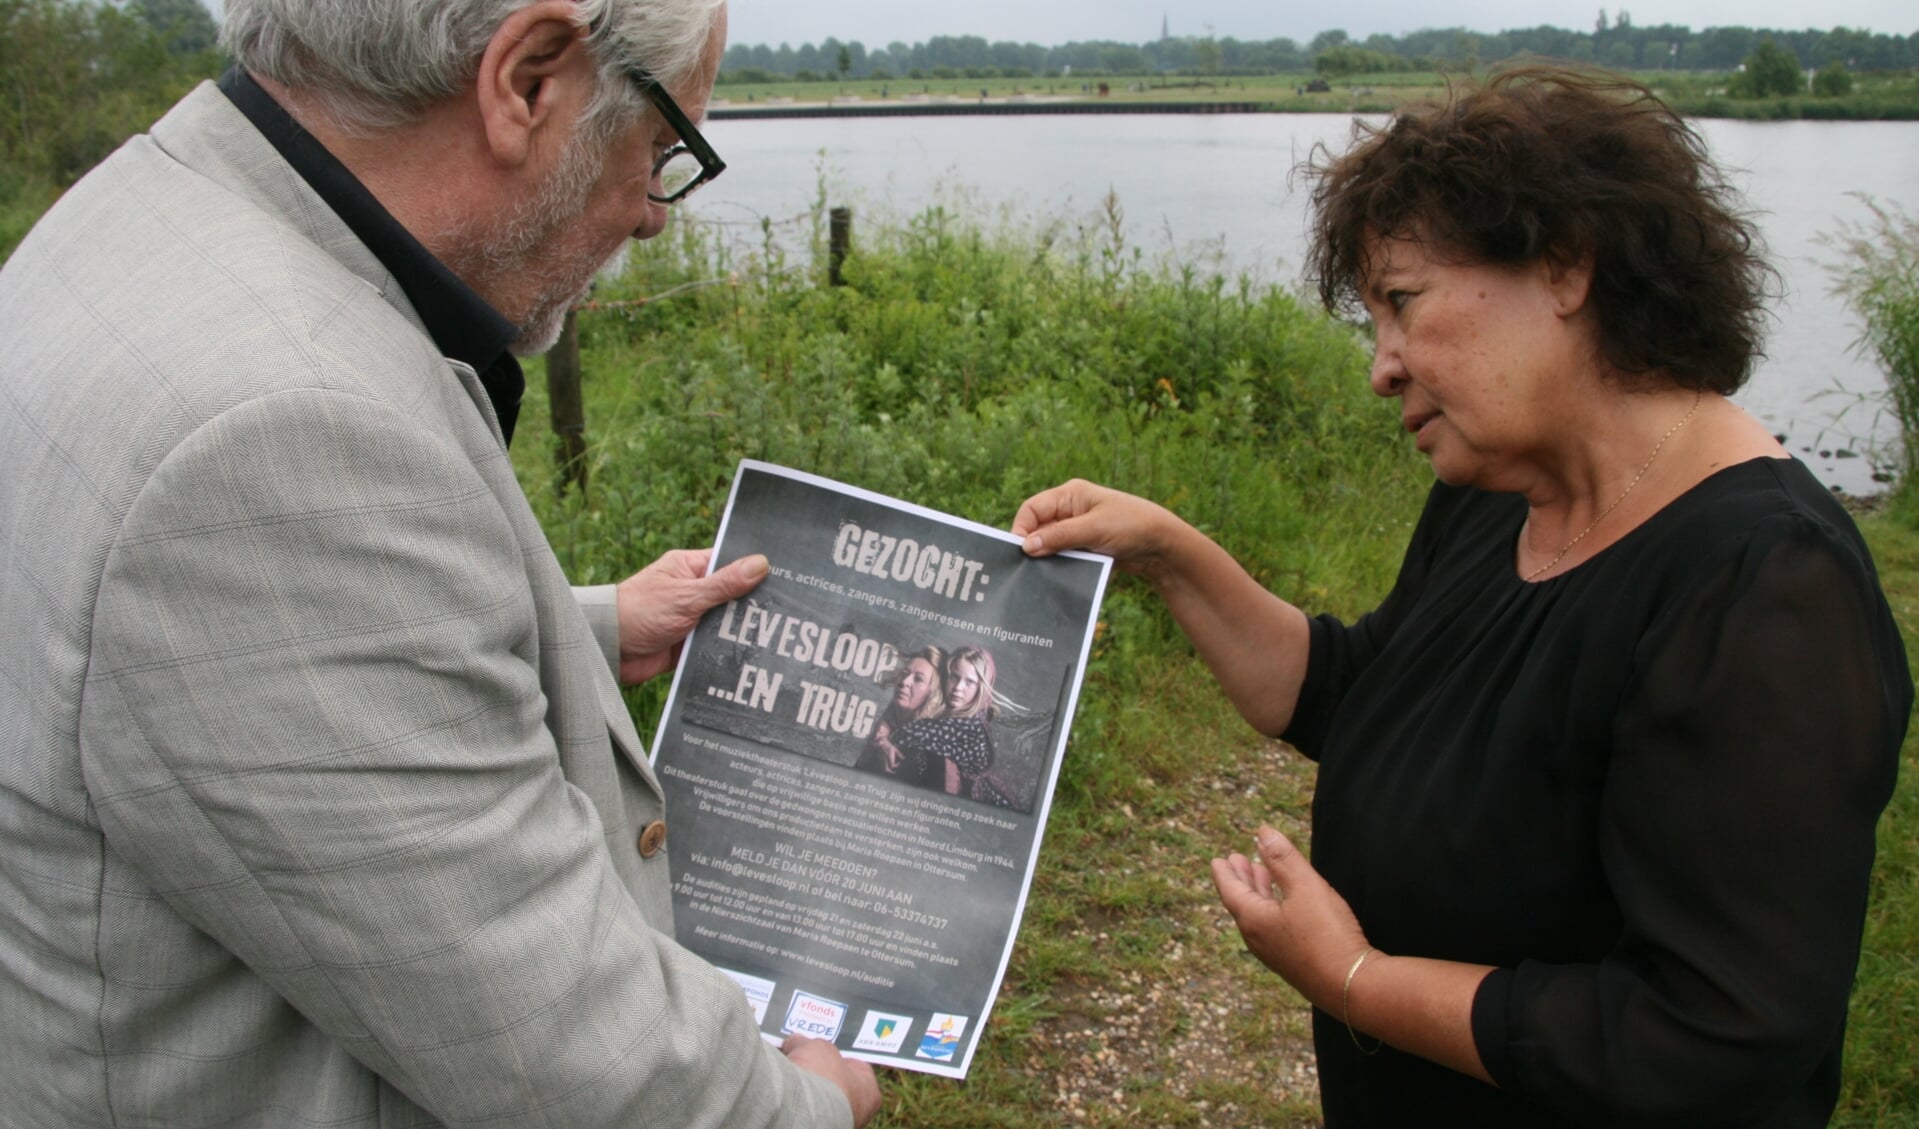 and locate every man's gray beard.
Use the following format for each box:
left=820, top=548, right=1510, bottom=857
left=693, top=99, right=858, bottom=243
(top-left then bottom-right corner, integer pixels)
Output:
left=511, top=246, right=629, bottom=356
left=443, top=127, right=618, bottom=357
